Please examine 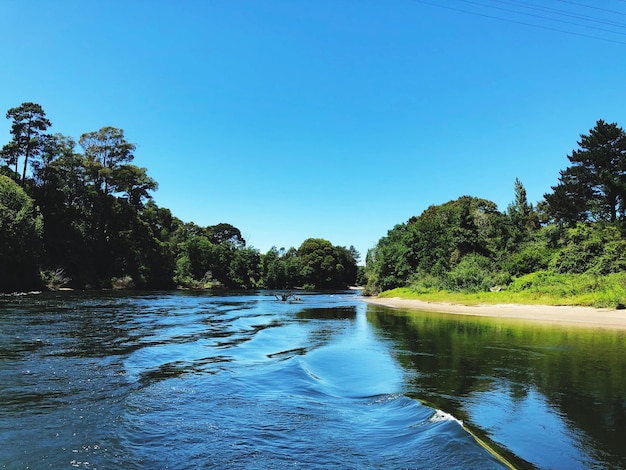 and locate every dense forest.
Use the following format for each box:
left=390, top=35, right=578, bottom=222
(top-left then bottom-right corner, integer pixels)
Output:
left=363, top=119, right=626, bottom=306
left=0, top=103, right=359, bottom=292
left=3, top=102, right=626, bottom=304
